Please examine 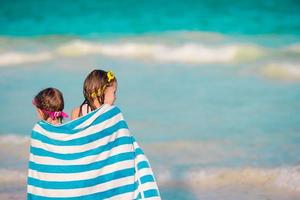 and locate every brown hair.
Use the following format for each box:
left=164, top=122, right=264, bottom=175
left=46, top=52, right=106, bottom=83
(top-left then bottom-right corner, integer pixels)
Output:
left=34, top=88, right=65, bottom=122
left=79, top=69, right=116, bottom=117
